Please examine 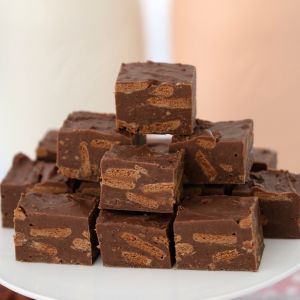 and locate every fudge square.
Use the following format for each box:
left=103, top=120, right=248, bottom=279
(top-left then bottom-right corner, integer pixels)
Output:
left=115, top=61, right=196, bottom=135
left=232, top=170, right=300, bottom=238
left=170, top=119, right=253, bottom=184
left=174, top=195, right=264, bottom=271
left=1, top=153, right=44, bottom=228
left=100, top=144, right=184, bottom=213
left=36, top=130, right=58, bottom=162
left=14, top=192, right=99, bottom=265
left=96, top=210, right=174, bottom=268
left=57, top=111, right=141, bottom=182
left=251, top=147, right=277, bottom=172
